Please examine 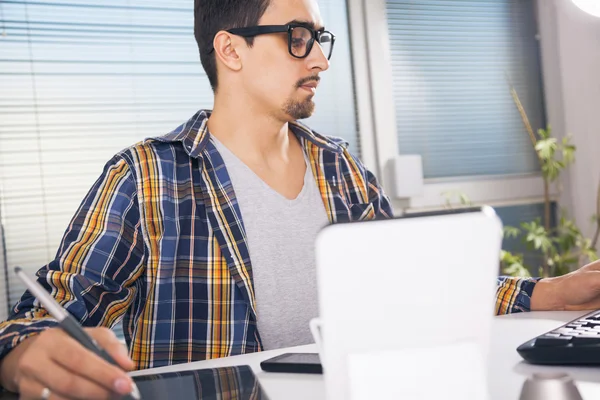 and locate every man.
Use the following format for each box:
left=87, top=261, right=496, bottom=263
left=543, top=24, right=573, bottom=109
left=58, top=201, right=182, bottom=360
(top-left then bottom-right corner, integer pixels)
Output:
left=1, top=0, right=600, bottom=398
